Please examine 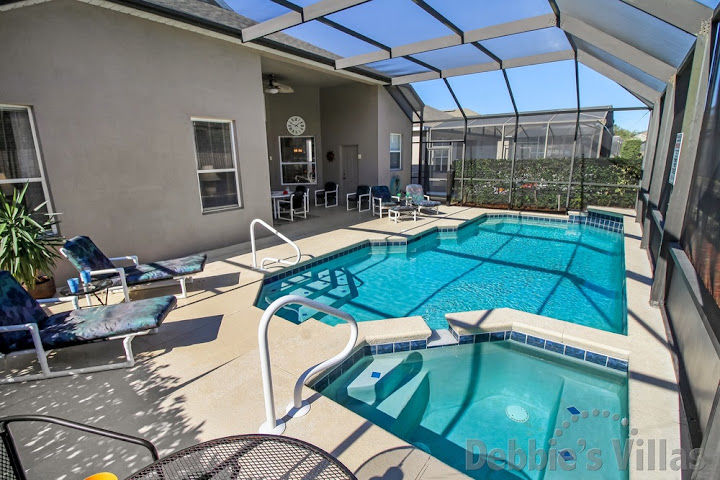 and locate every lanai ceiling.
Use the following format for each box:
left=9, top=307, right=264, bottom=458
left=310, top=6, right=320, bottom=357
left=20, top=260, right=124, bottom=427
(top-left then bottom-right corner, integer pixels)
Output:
left=8, top=0, right=715, bottom=119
